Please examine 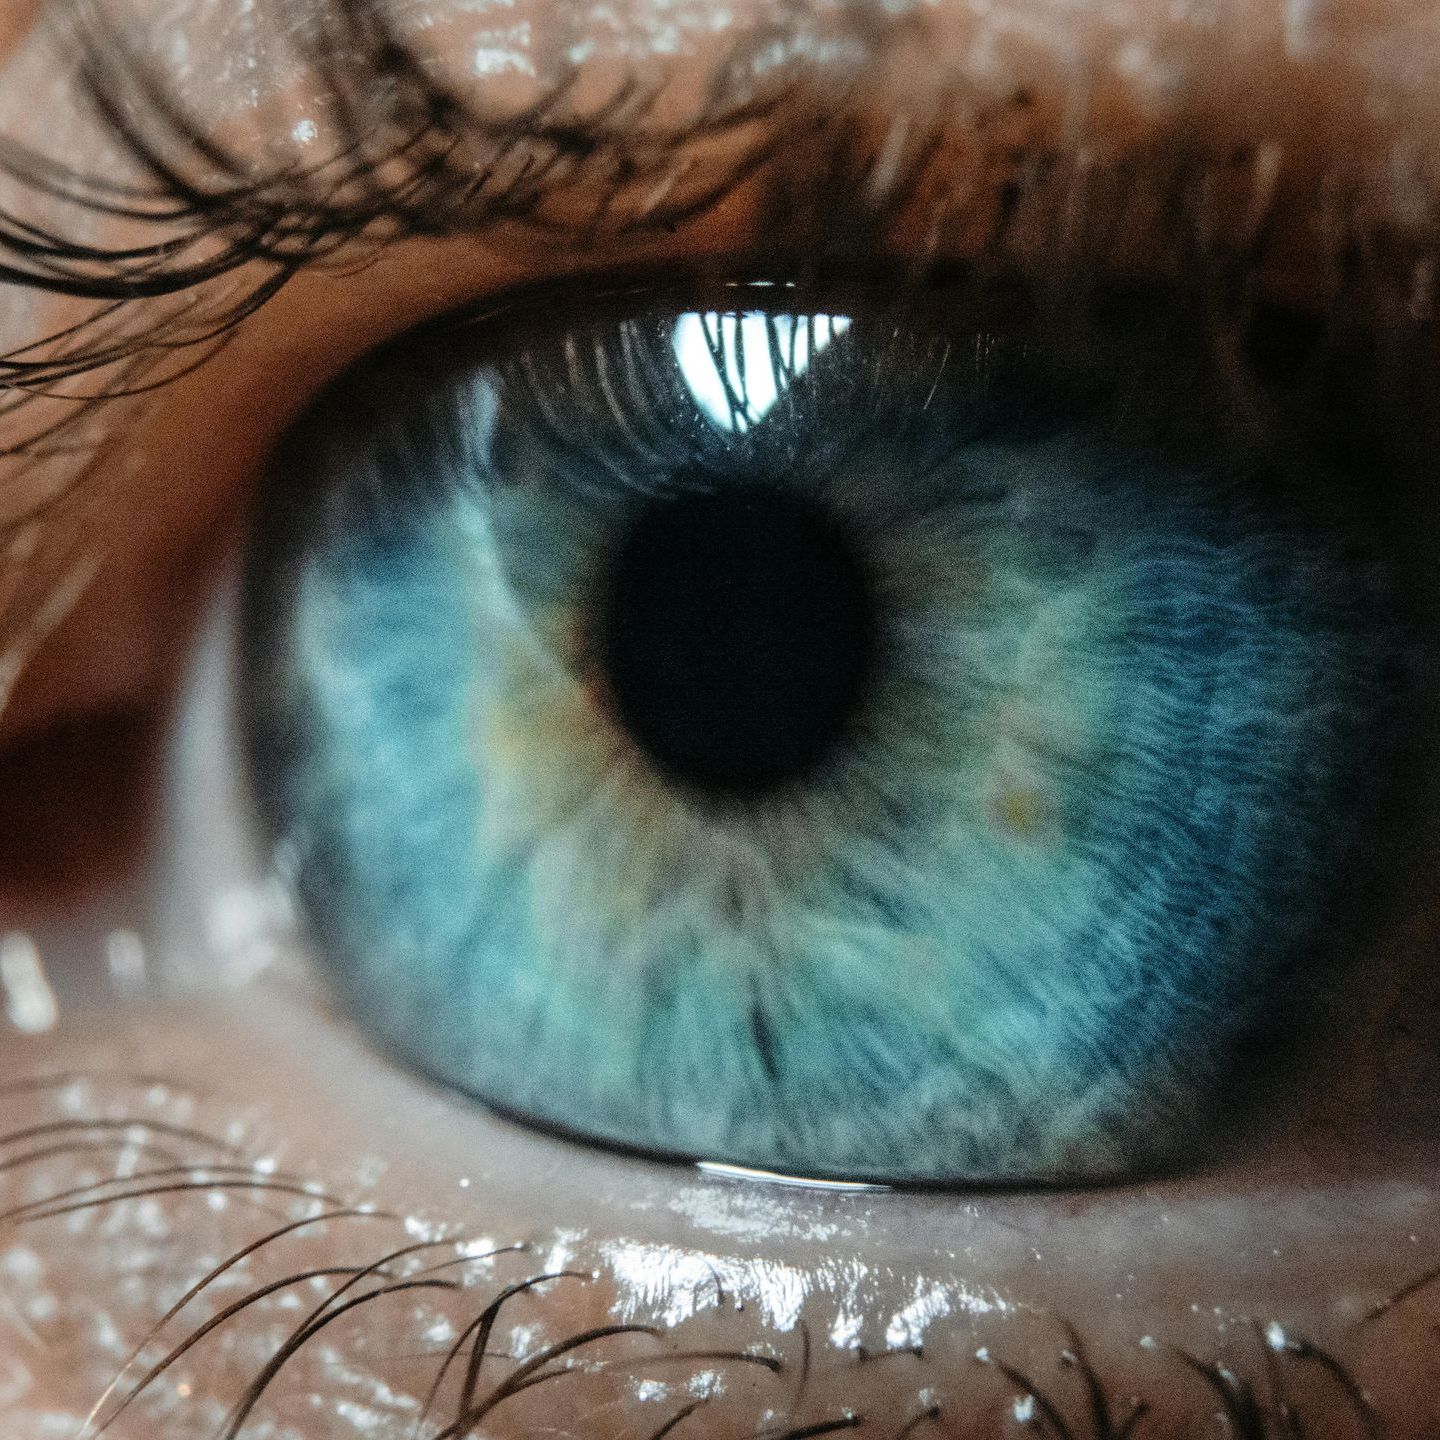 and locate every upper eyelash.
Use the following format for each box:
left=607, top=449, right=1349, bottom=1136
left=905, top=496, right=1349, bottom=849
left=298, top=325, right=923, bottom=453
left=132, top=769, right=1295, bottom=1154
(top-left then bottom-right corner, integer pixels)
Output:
left=3, top=0, right=1440, bottom=480
left=0, top=0, right=830, bottom=468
